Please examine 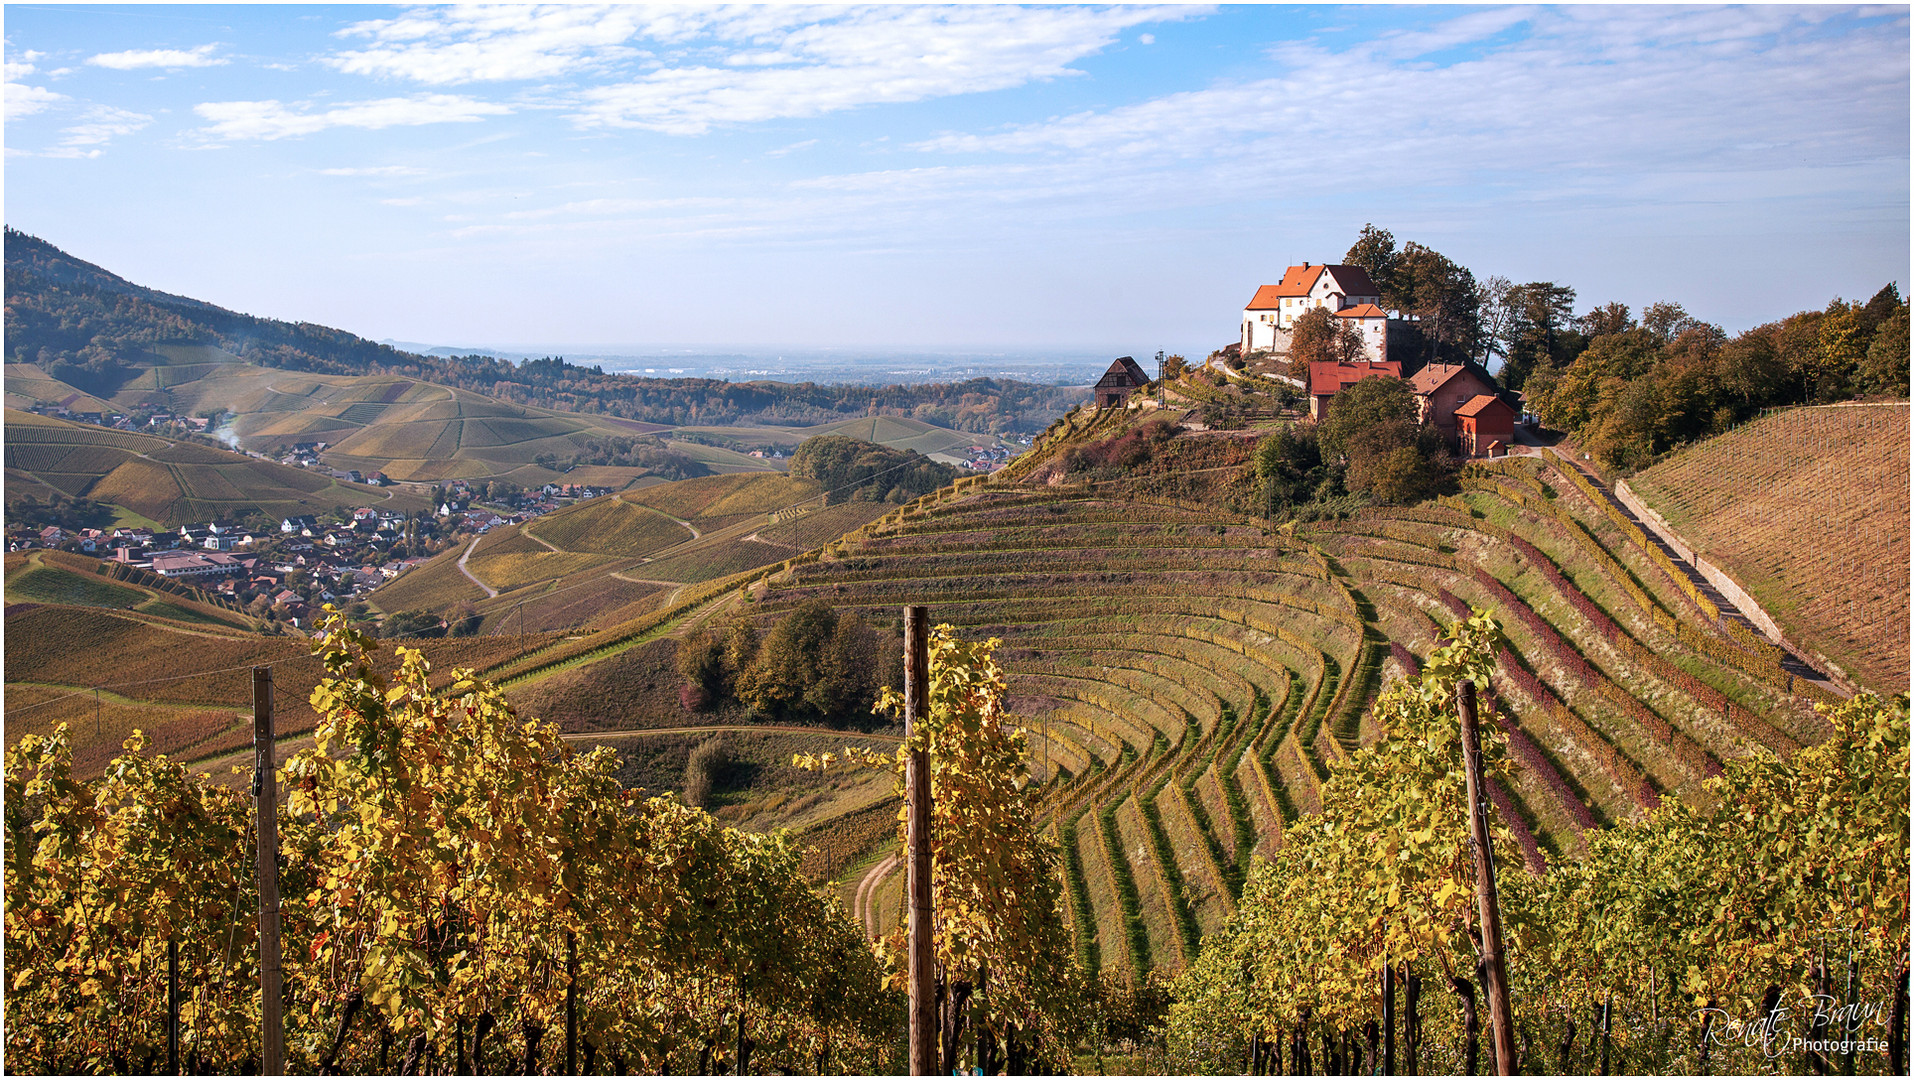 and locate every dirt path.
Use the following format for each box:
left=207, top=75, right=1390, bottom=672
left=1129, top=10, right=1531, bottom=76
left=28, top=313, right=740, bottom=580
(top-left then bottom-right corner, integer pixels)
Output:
left=457, top=536, right=499, bottom=598
left=521, top=525, right=563, bottom=552
left=854, top=854, right=901, bottom=941
left=653, top=509, right=701, bottom=540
